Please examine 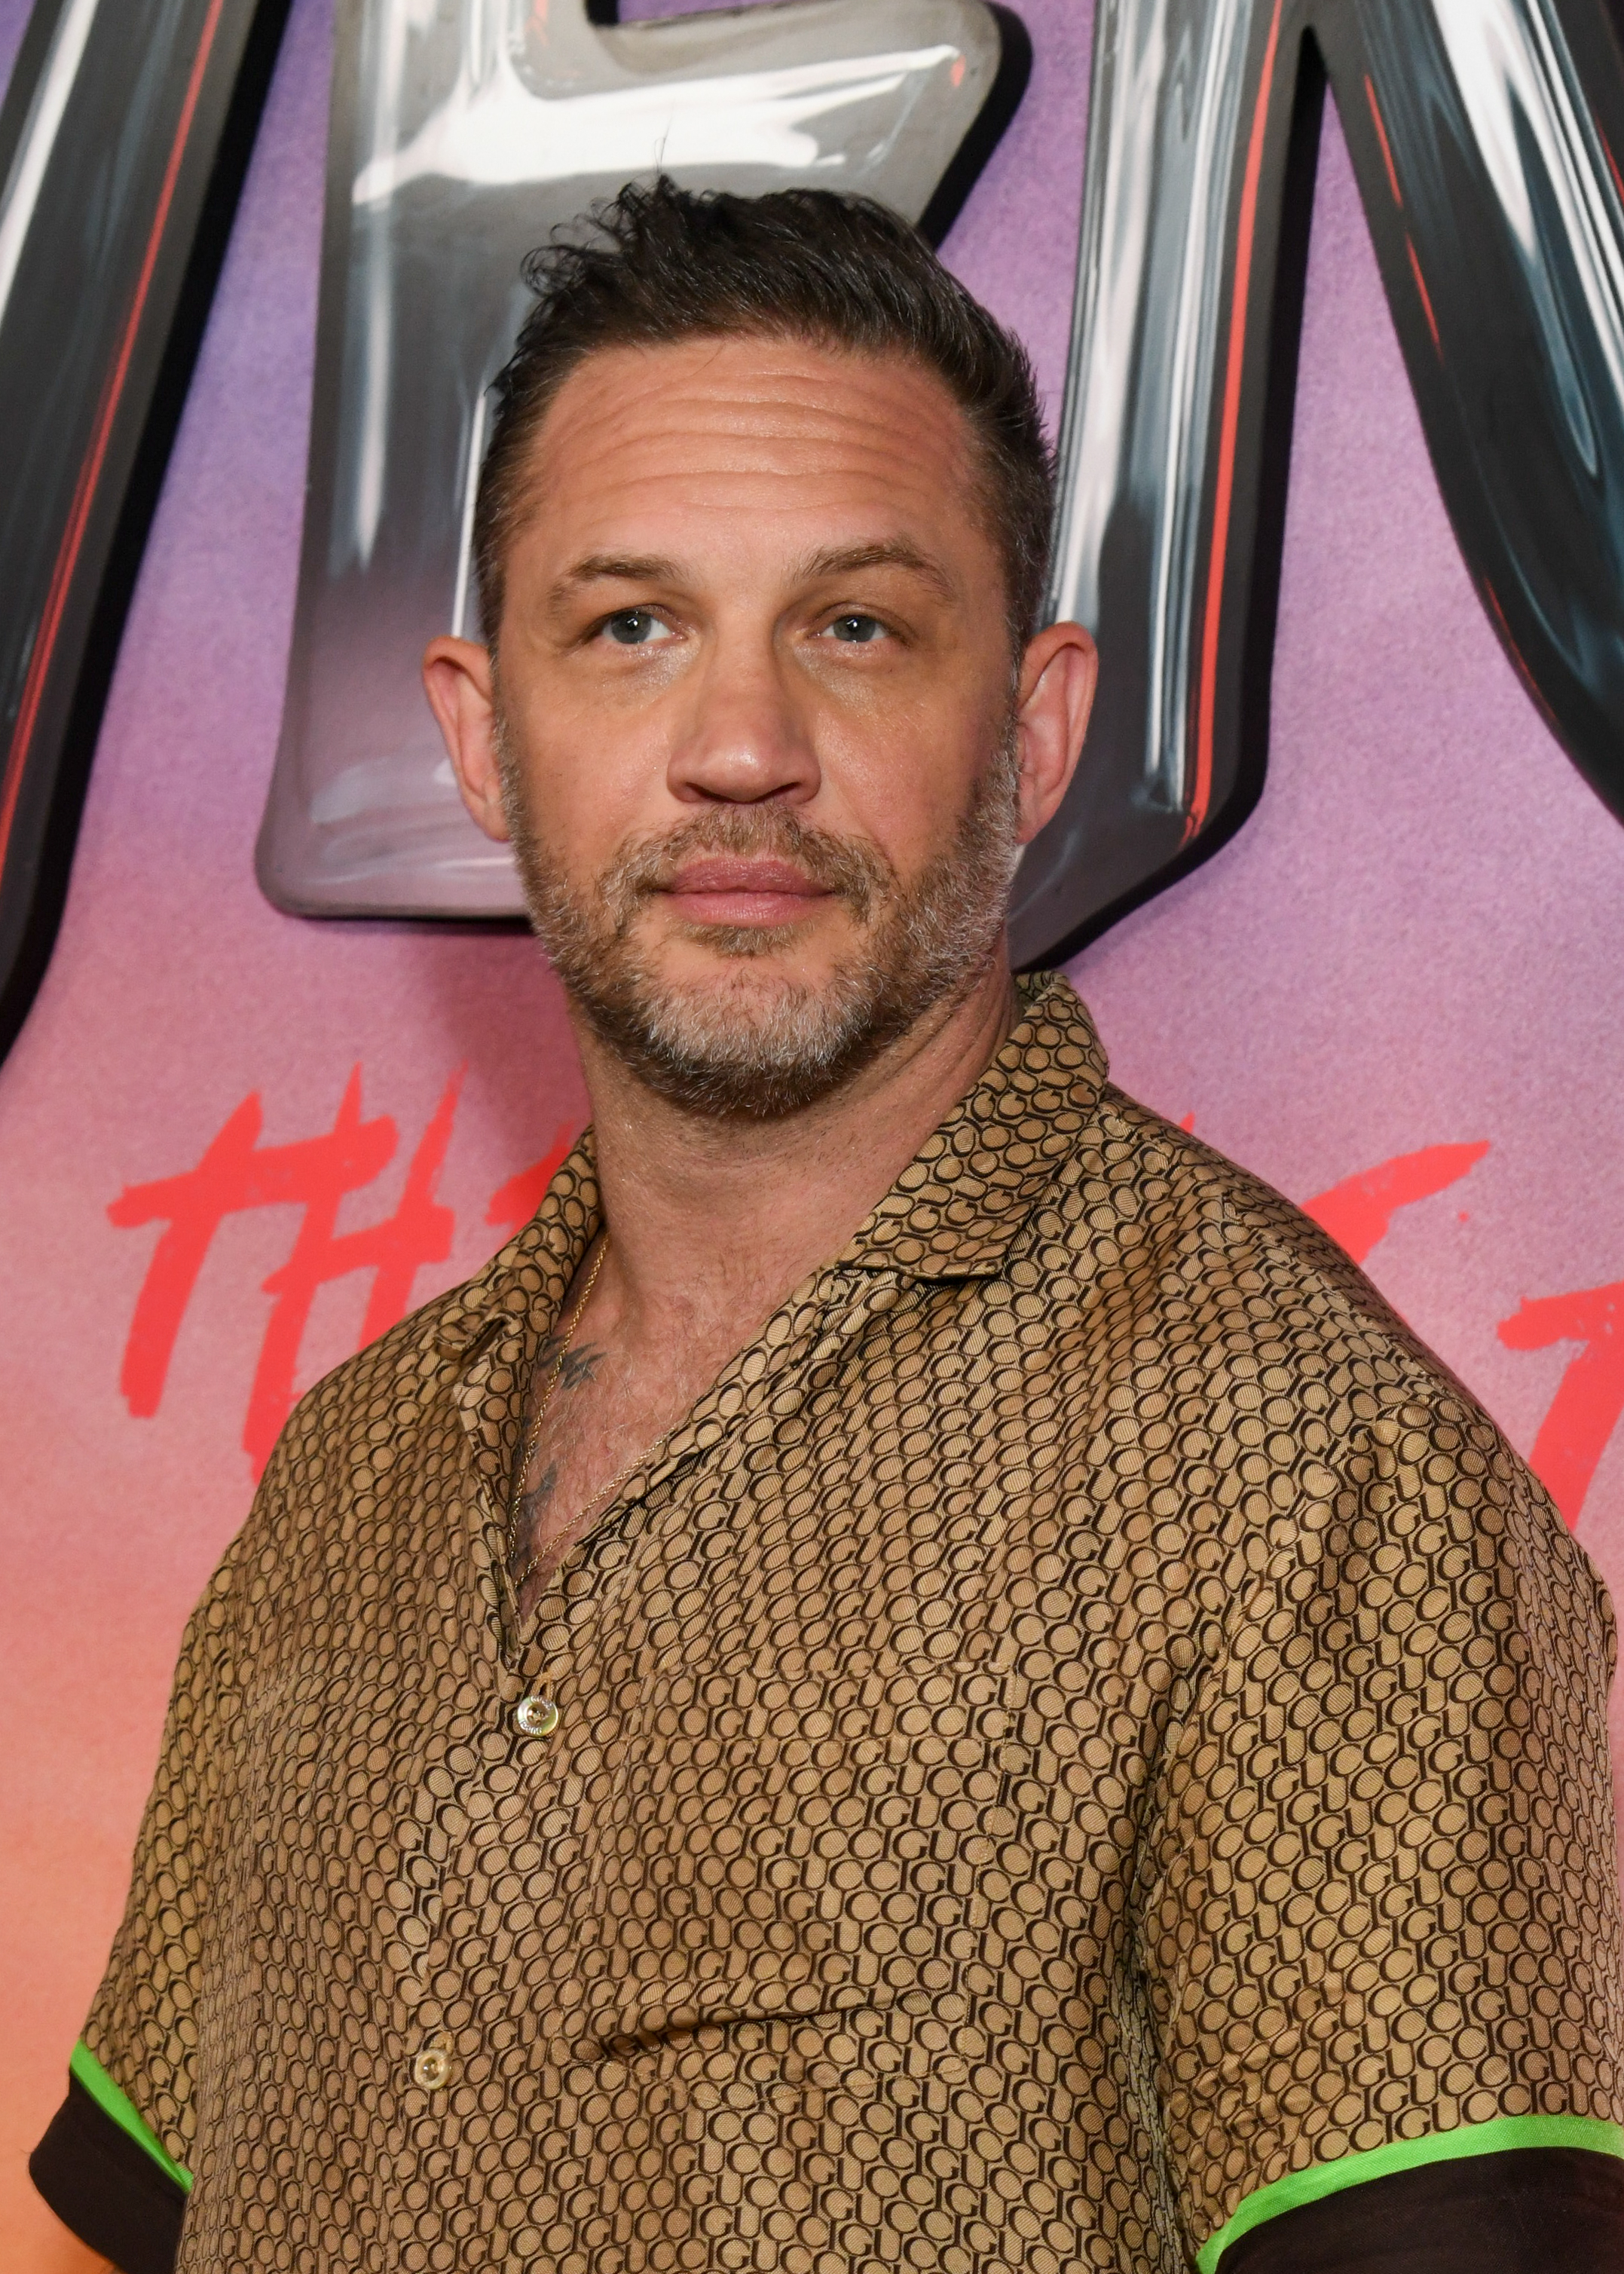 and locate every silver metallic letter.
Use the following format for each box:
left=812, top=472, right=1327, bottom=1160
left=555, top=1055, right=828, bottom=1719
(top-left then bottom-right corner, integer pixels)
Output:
left=1010, top=0, right=1624, bottom=968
